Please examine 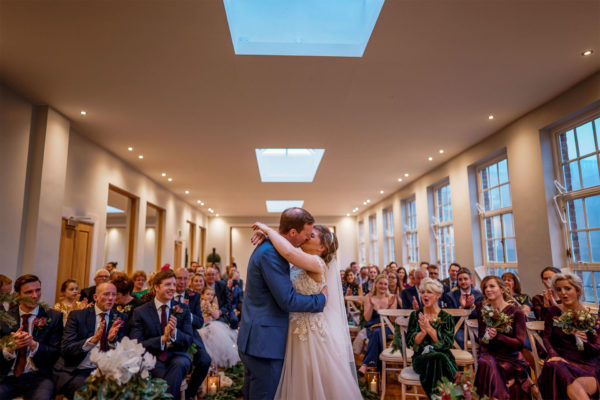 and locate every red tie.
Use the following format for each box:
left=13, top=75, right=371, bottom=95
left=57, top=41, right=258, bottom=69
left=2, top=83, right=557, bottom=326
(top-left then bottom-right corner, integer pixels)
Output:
left=14, top=314, right=31, bottom=377
left=158, top=305, right=168, bottom=362
left=99, top=313, right=108, bottom=351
